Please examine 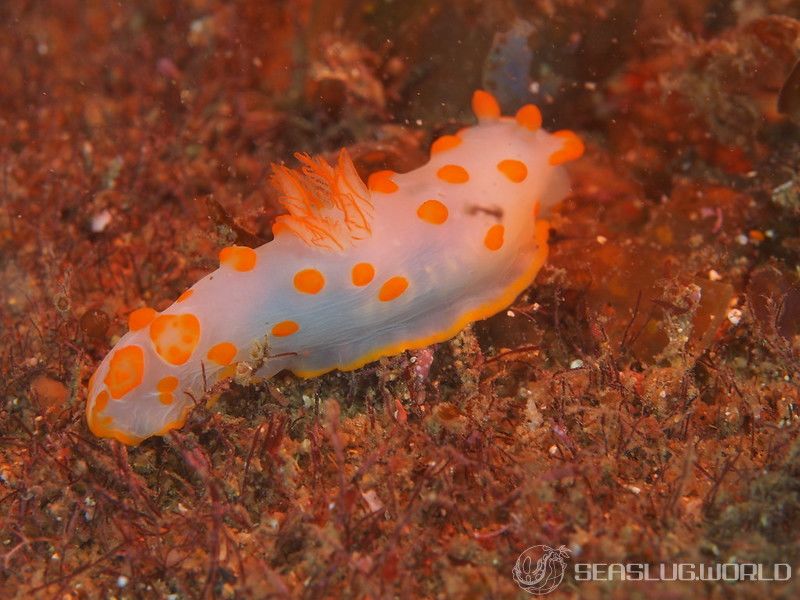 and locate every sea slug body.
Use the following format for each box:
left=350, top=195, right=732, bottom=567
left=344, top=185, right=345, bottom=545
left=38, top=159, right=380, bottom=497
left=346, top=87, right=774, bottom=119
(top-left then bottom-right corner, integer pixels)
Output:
left=86, top=90, right=584, bottom=444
